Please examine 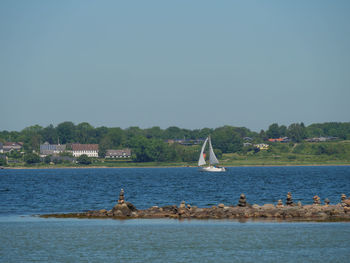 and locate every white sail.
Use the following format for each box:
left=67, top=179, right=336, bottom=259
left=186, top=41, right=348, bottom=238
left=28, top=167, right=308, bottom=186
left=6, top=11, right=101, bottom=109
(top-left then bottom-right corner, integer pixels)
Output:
left=208, top=136, right=219, bottom=165
left=198, top=137, right=208, bottom=166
